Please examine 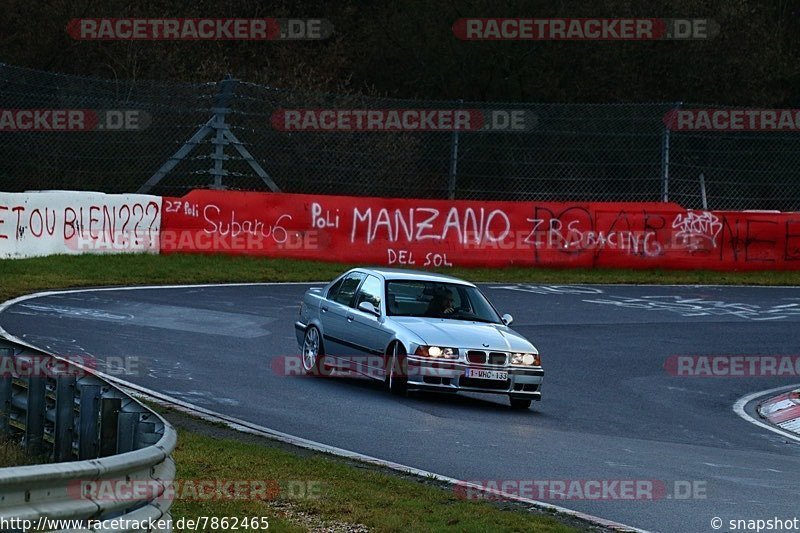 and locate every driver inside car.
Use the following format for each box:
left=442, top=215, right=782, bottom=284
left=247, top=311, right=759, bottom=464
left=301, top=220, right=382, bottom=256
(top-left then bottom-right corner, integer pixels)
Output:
left=425, top=288, right=456, bottom=317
